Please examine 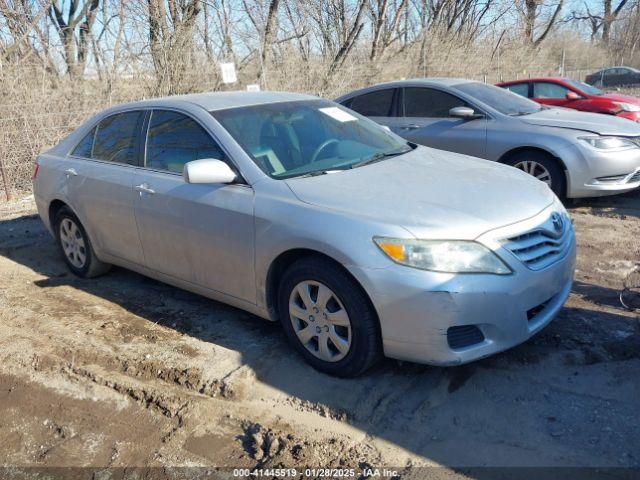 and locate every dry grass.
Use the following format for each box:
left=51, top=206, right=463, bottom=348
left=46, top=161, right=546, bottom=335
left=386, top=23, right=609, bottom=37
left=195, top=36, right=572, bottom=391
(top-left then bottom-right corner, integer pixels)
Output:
left=0, top=36, right=633, bottom=201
